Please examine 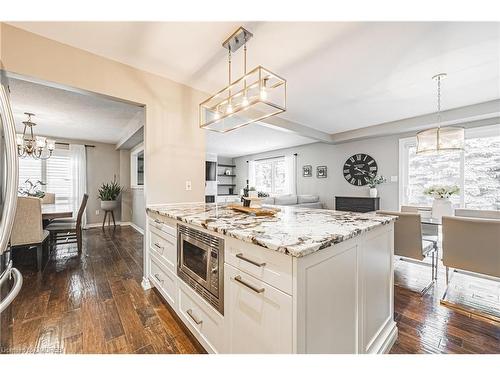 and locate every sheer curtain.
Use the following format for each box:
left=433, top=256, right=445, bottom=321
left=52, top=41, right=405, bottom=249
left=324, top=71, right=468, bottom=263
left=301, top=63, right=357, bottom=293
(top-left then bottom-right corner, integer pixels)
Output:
left=284, top=154, right=297, bottom=195
left=69, top=144, right=87, bottom=227
left=248, top=160, right=256, bottom=188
